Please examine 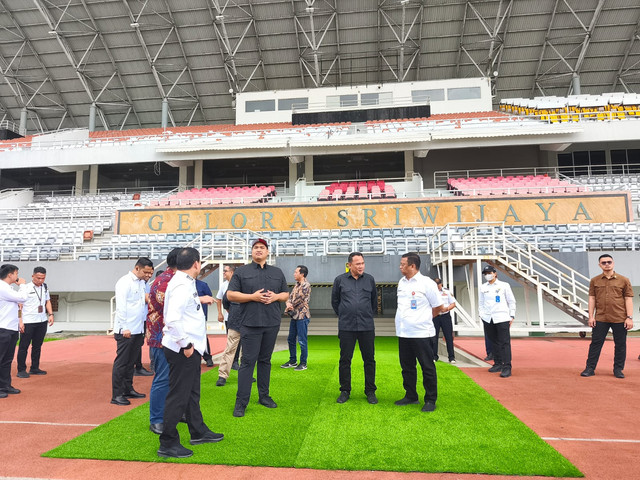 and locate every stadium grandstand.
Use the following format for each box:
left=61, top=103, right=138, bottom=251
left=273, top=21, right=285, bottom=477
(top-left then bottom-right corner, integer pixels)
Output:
left=0, top=0, right=639, bottom=340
